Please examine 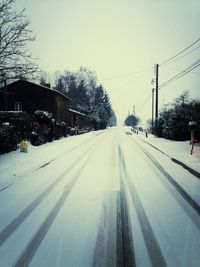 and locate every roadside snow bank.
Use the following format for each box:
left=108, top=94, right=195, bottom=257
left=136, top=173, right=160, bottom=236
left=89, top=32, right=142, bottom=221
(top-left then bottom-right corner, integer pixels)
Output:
left=135, top=130, right=200, bottom=174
